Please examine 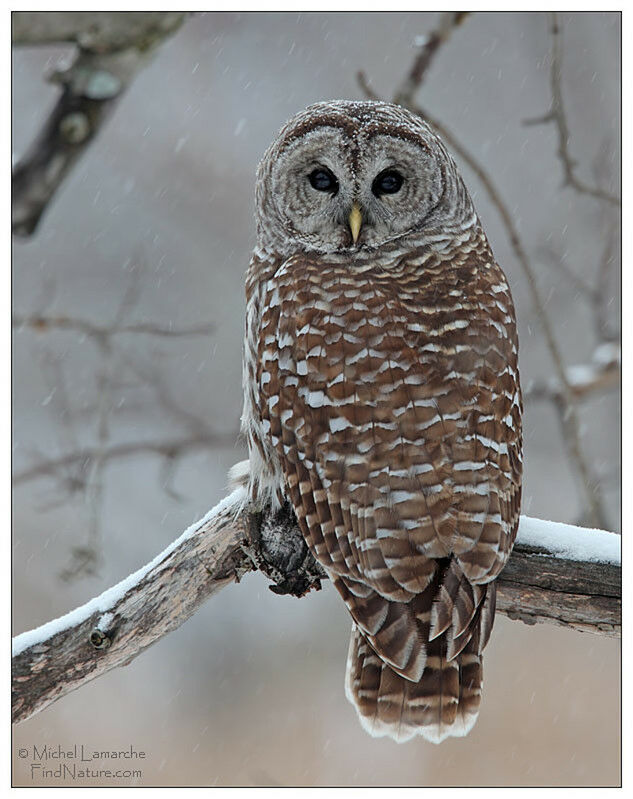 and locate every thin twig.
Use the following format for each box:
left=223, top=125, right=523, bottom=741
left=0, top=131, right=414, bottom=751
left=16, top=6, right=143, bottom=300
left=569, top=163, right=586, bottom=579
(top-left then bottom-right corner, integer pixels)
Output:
left=538, top=211, right=620, bottom=346
left=14, top=264, right=224, bottom=519
left=538, top=246, right=596, bottom=299
left=523, top=13, right=620, bottom=207
left=524, top=344, right=620, bottom=404
left=593, top=213, right=619, bottom=343
left=12, top=314, right=215, bottom=340
left=13, top=432, right=240, bottom=486
left=393, top=12, right=469, bottom=107
left=117, top=353, right=217, bottom=441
